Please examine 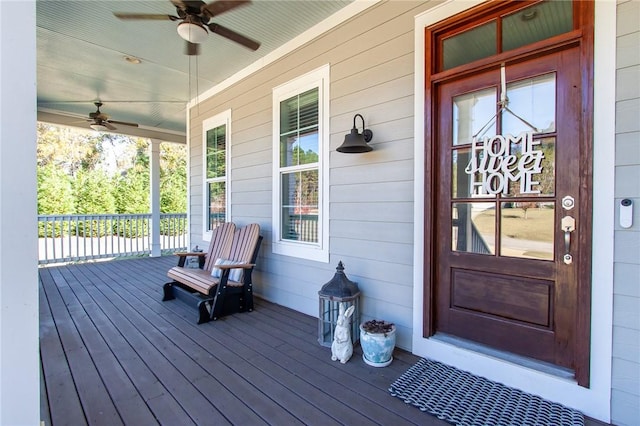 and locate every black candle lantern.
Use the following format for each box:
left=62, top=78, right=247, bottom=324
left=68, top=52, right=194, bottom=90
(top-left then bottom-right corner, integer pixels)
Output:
left=318, top=261, right=361, bottom=347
